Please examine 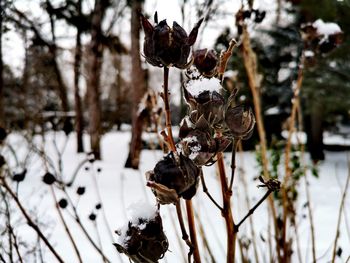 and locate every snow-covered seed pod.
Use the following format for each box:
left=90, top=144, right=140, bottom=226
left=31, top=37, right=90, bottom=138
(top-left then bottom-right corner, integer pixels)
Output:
left=146, top=153, right=200, bottom=204
left=183, top=77, right=226, bottom=127
left=114, top=203, right=168, bottom=262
